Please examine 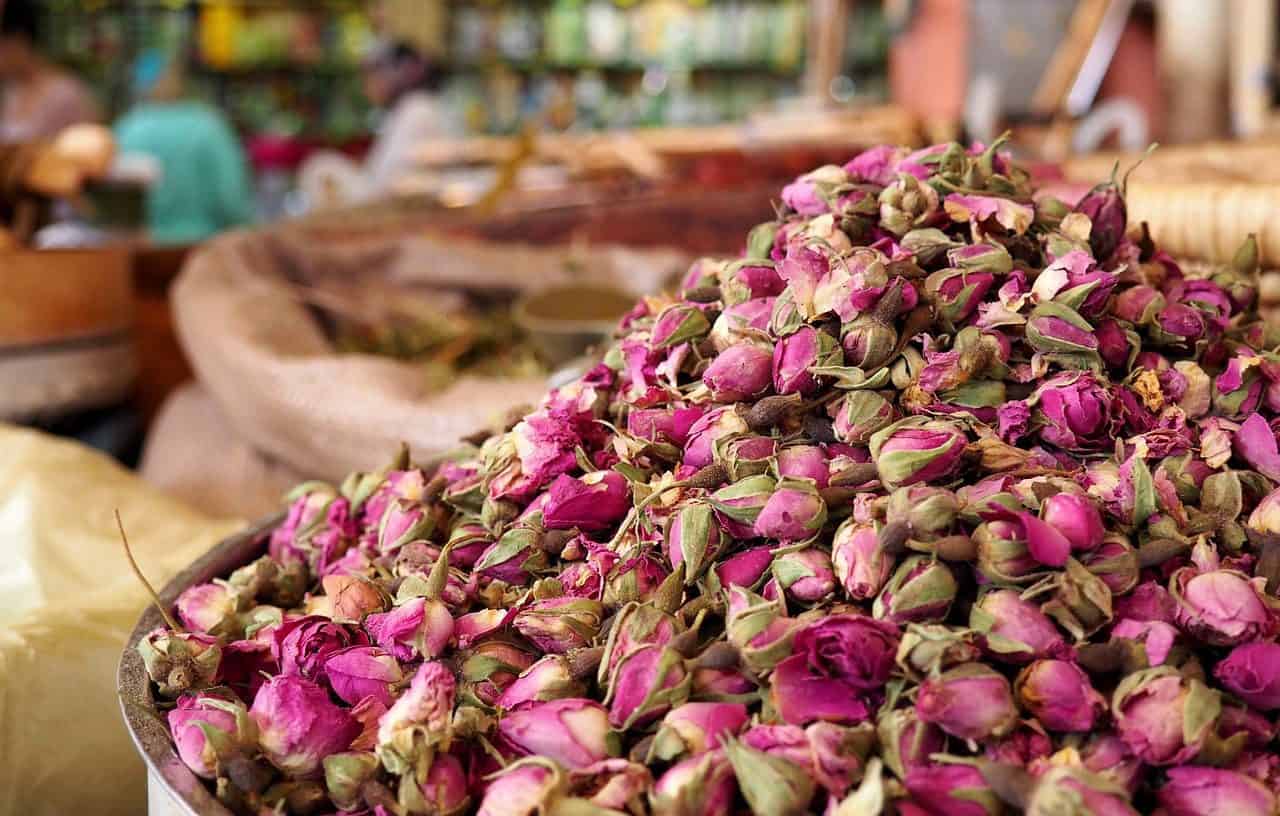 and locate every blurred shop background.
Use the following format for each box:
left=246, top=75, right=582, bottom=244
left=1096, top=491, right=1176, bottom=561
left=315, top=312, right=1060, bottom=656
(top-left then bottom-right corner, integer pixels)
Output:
left=4, top=0, right=1280, bottom=518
